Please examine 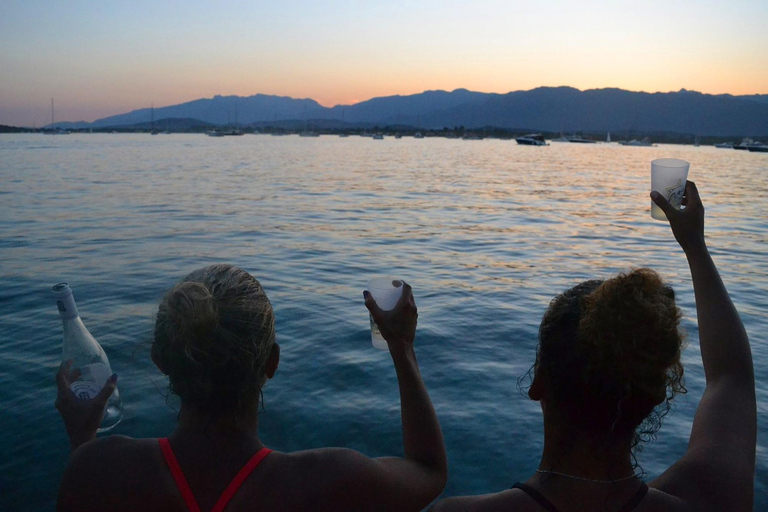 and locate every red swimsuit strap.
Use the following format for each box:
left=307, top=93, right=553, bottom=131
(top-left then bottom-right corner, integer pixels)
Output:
left=210, top=446, right=272, bottom=512
left=158, top=438, right=273, bottom=512
left=159, top=437, right=201, bottom=512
